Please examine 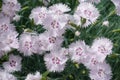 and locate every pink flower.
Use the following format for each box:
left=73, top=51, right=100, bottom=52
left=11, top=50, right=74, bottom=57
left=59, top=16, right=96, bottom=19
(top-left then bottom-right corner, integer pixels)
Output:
left=25, top=71, right=42, bottom=80
left=35, top=31, right=63, bottom=52
left=75, top=2, right=100, bottom=27
left=84, top=50, right=101, bottom=69
left=42, top=14, right=67, bottom=36
left=91, top=37, right=113, bottom=62
left=2, top=0, right=21, bottom=18
left=90, top=62, right=112, bottom=80
left=69, top=40, right=89, bottom=64
left=0, top=31, right=19, bottom=52
left=3, top=54, right=22, bottom=72
left=0, top=17, right=15, bottom=35
left=0, top=70, right=17, bottom=80
left=29, top=7, right=48, bottom=25
left=44, top=49, right=68, bottom=72
left=19, top=32, right=37, bottom=56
